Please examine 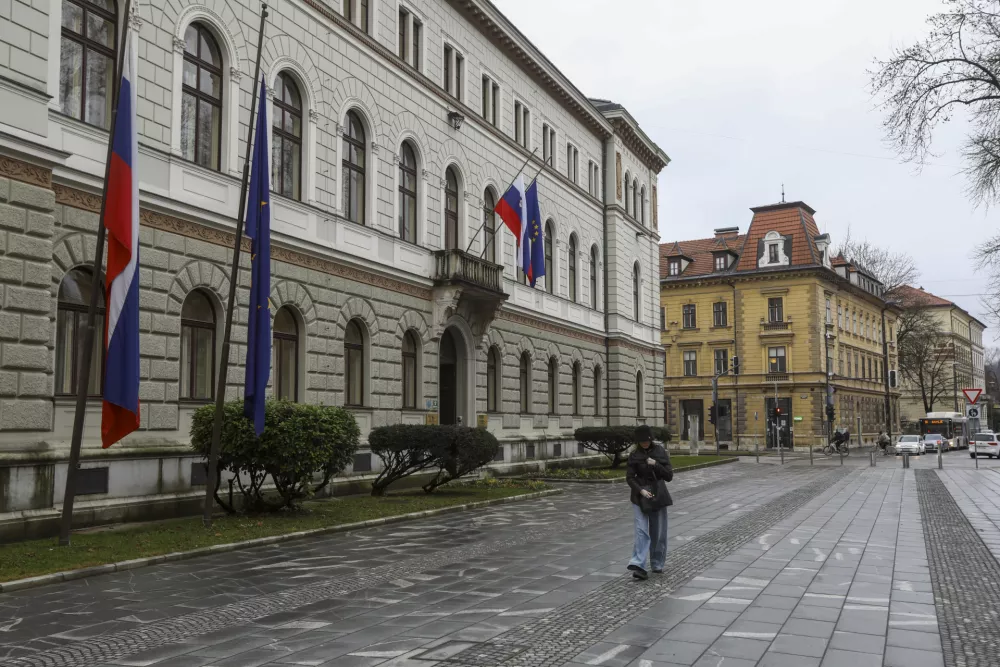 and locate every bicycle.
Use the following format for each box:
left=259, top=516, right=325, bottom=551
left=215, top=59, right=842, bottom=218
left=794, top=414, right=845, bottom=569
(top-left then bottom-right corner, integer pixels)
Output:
left=823, top=441, right=850, bottom=457
left=879, top=444, right=896, bottom=456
